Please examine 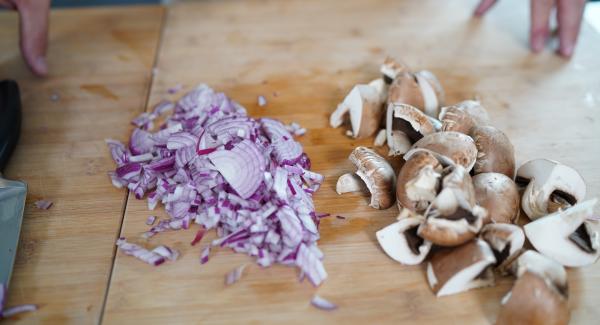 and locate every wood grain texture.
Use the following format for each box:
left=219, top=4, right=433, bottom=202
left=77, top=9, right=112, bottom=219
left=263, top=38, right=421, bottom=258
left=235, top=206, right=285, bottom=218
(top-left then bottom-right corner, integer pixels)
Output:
left=101, top=0, right=600, bottom=324
left=0, top=6, right=163, bottom=324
